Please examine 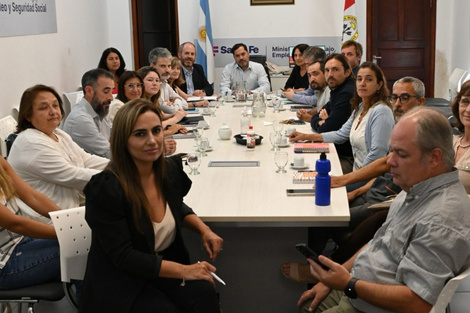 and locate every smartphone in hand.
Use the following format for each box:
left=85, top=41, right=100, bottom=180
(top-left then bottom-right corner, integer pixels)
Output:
left=295, top=243, right=329, bottom=270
